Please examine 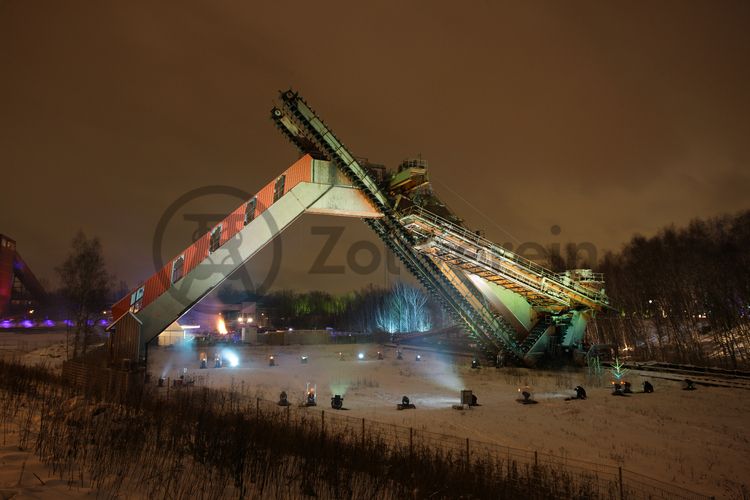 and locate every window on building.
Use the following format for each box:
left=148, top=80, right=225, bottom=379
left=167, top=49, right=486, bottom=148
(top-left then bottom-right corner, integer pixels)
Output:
left=129, top=286, right=145, bottom=313
left=171, top=255, right=185, bottom=284
left=273, top=175, right=286, bottom=202
left=244, top=197, right=257, bottom=225
left=210, top=225, right=222, bottom=253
